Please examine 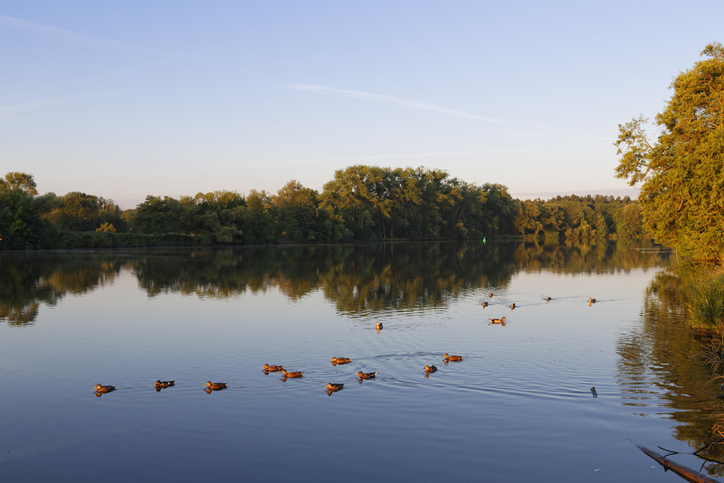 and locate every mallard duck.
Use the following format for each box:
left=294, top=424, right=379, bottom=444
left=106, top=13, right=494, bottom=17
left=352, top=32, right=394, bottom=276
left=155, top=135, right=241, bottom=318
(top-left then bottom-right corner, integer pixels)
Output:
left=488, top=292, right=494, bottom=298
left=546, top=296, right=552, bottom=302
left=154, top=380, right=175, bottom=389
left=481, top=301, right=488, bottom=307
left=331, top=357, right=351, bottom=364
left=489, top=316, right=507, bottom=325
left=589, top=297, right=597, bottom=304
left=326, top=383, right=344, bottom=392
left=263, top=364, right=284, bottom=372
left=204, top=381, right=227, bottom=390
left=424, top=365, right=437, bottom=373
left=280, top=369, right=303, bottom=378
left=357, top=371, right=377, bottom=379
left=510, top=303, right=516, bottom=310
left=94, top=384, right=115, bottom=393
left=375, top=322, right=383, bottom=330
left=444, top=353, right=463, bottom=362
